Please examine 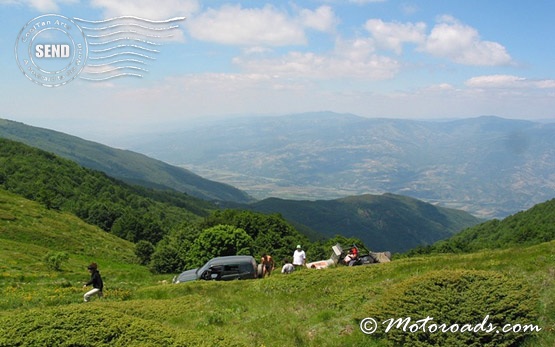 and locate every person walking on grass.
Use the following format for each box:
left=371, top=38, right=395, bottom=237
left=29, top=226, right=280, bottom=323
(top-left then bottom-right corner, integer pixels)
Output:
left=83, top=262, right=103, bottom=302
